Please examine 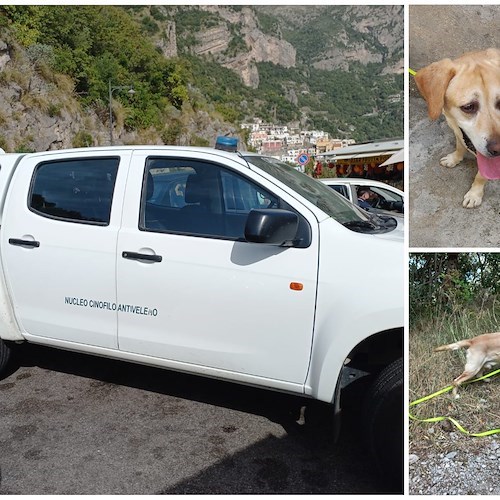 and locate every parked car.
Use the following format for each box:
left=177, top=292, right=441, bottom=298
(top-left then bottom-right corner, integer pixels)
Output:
left=321, top=178, right=404, bottom=214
